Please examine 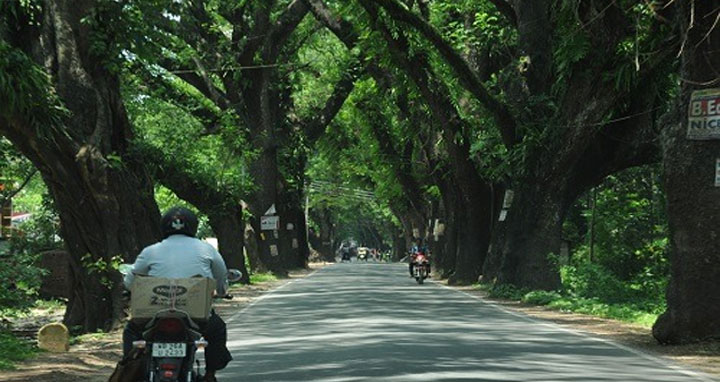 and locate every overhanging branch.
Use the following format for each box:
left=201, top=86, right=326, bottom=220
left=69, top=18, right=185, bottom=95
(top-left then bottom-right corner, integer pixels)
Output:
left=364, top=0, right=519, bottom=147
